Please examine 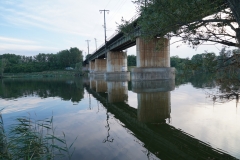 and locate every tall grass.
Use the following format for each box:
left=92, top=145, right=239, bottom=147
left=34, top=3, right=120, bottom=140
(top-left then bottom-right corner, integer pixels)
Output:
left=0, top=109, right=77, bottom=160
